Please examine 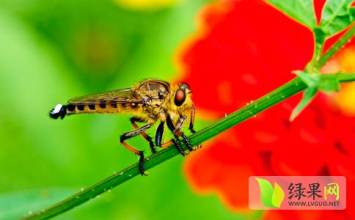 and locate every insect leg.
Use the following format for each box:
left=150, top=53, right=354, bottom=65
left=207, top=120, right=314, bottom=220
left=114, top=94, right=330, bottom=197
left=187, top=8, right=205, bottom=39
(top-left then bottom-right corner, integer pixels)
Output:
left=189, top=105, right=201, bottom=149
left=160, top=131, right=199, bottom=151
left=160, top=140, right=173, bottom=148
left=130, top=117, right=156, bottom=154
left=174, top=115, right=186, bottom=132
left=120, top=123, right=153, bottom=175
left=159, top=138, right=186, bottom=156
left=155, top=121, right=164, bottom=147
left=189, top=105, right=196, bottom=133
left=166, top=114, right=193, bottom=152
left=173, top=115, right=194, bottom=151
left=172, top=139, right=186, bottom=156
left=161, top=115, right=184, bottom=155
left=181, top=132, right=193, bottom=151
